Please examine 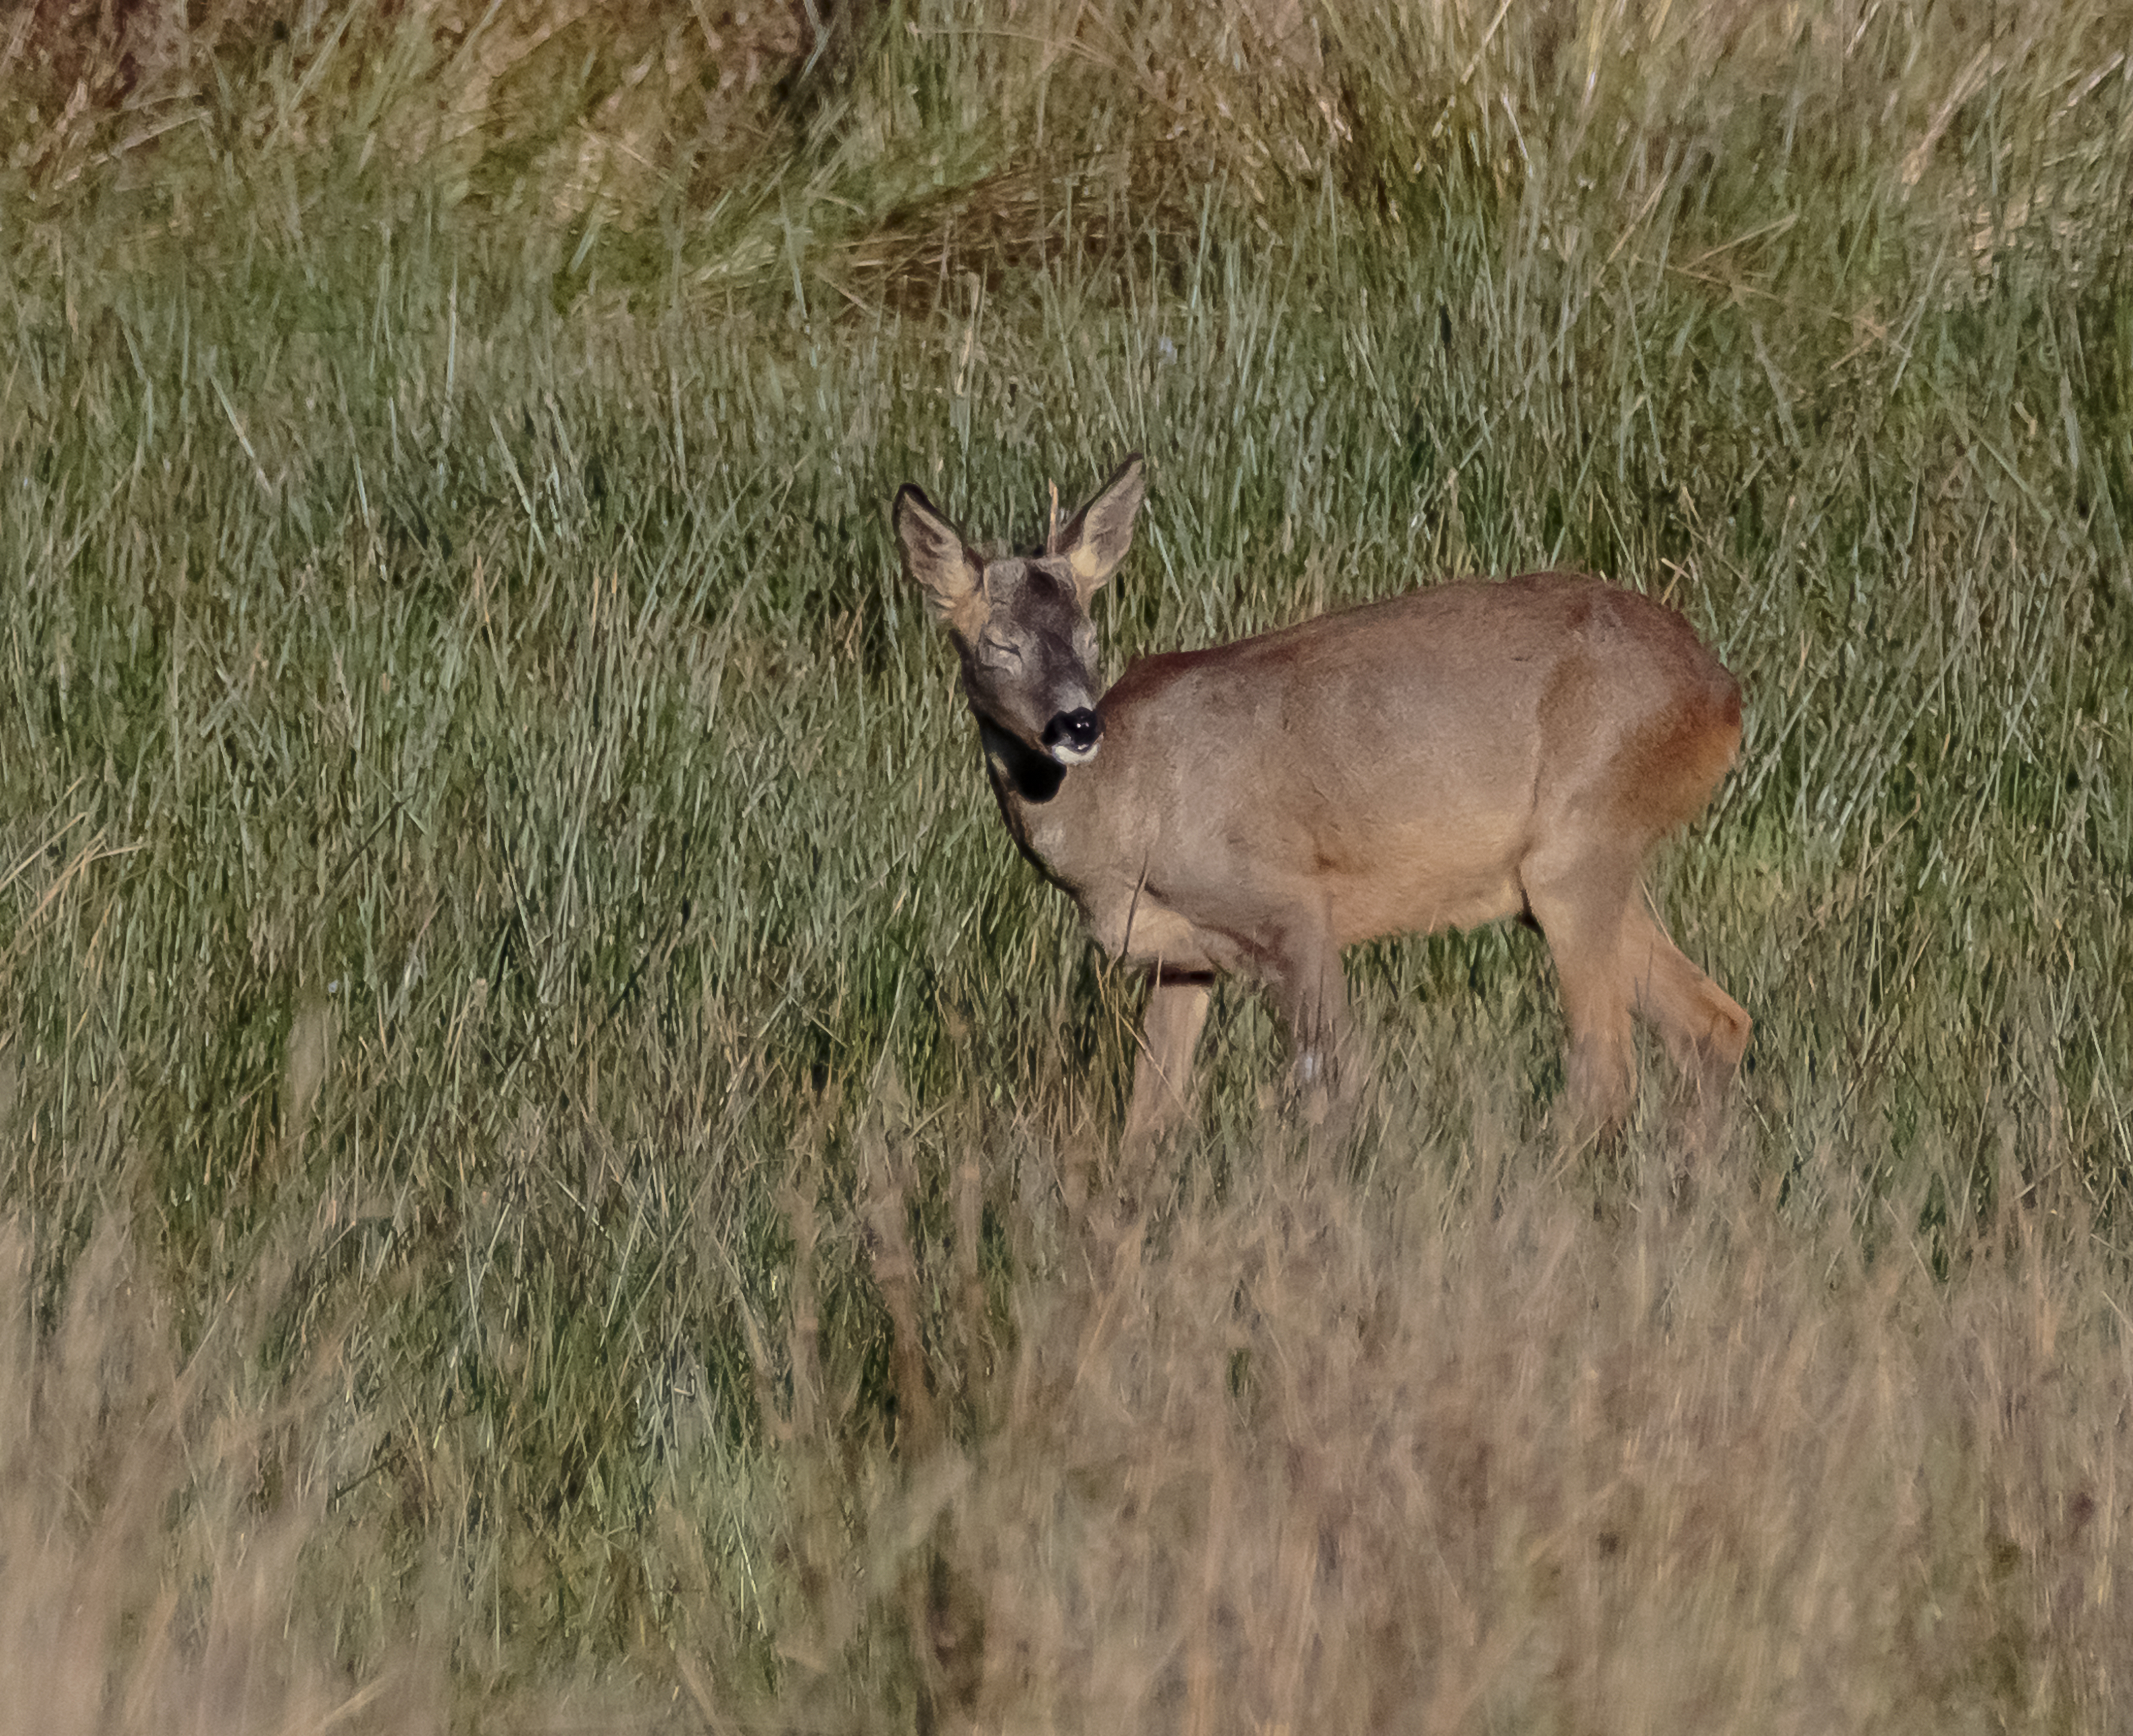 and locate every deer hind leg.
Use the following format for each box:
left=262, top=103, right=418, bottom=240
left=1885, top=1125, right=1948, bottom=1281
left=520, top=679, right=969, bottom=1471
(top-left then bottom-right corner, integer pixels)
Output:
left=1123, top=968, right=1214, bottom=1152
left=1620, top=898, right=1751, bottom=1106
left=1526, top=859, right=1640, bottom=1141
